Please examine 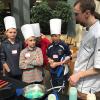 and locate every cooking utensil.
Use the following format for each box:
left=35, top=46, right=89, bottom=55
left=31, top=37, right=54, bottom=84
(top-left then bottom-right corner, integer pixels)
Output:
left=23, top=83, right=65, bottom=100
left=23, top=84, right=46, bottom=99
